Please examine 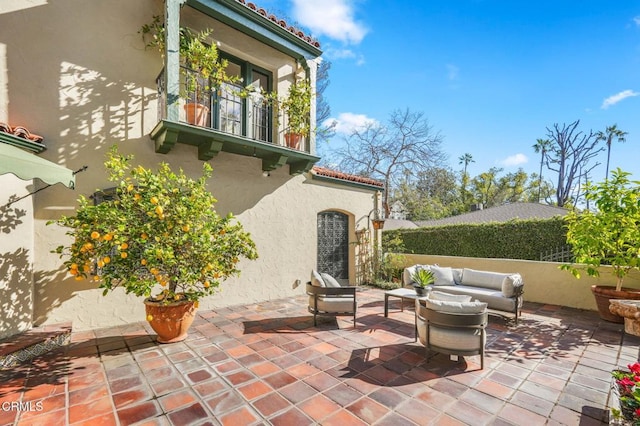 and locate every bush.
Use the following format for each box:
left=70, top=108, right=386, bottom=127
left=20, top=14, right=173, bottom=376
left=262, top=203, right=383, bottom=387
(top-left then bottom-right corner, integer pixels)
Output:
left=383, top=217, right=567, bottom=261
